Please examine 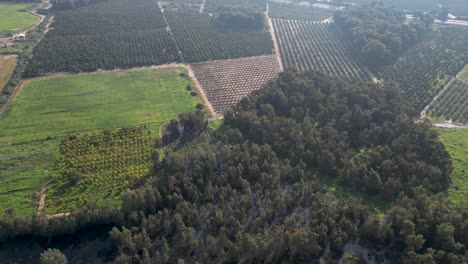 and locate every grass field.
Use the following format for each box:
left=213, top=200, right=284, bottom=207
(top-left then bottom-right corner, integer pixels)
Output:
left=437, top=129, right=468, bottom=209
left=457, top=65, right=468, bottom=82
left=0, top=2, right=39, bottom=33
left=0, top=139, right=59, bottom=217
left=0, top=55, right=16, bottom=91
left=0, top=67, right=204, bottom=143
